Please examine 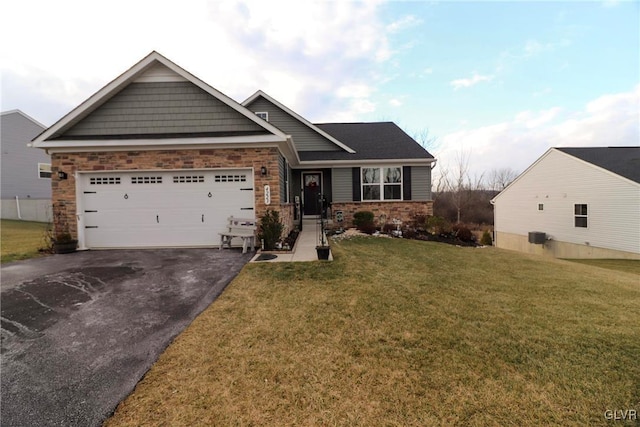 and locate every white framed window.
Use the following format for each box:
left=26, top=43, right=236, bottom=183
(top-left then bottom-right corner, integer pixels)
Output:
left=574, top=204, right=588, bottom=228
left=38, top=163, right=51, bottom=179
left=255, top=112, right=268, bottom=121
left=361, top=167, right=402, bottom=201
